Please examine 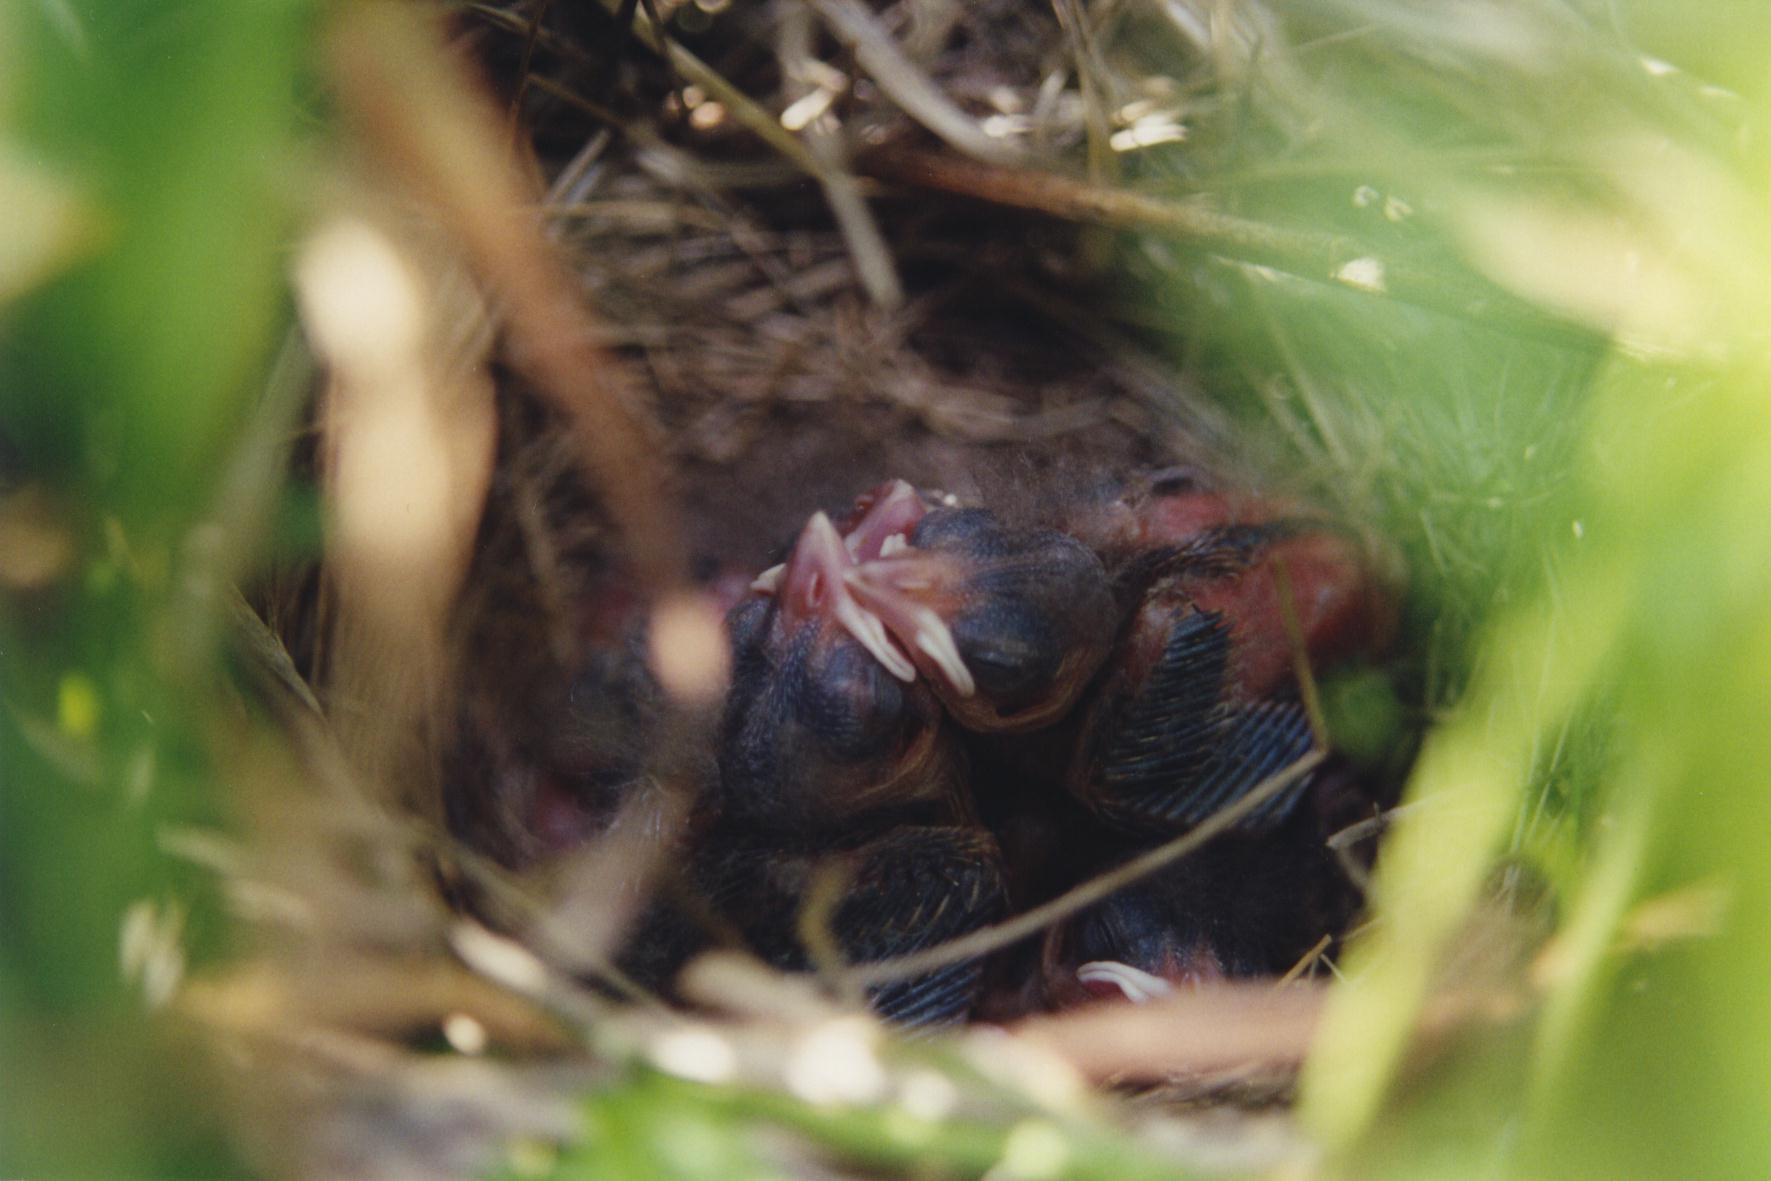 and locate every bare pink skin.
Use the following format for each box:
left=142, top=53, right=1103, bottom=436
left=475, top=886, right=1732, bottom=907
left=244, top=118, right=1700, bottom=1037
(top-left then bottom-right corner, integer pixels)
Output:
left=836, top=480, right=930, bottom=562
left=775, top=510, right=917, bottom=682
left=749, top=480, right=956, bottom=689
left=1091, top=477, right=1398, bottom=703
left=1189, top=527, right=1396, bottom=703
left=843, top=550, right=980, bottom=702
left=528, top=771, right=600, bottom=854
